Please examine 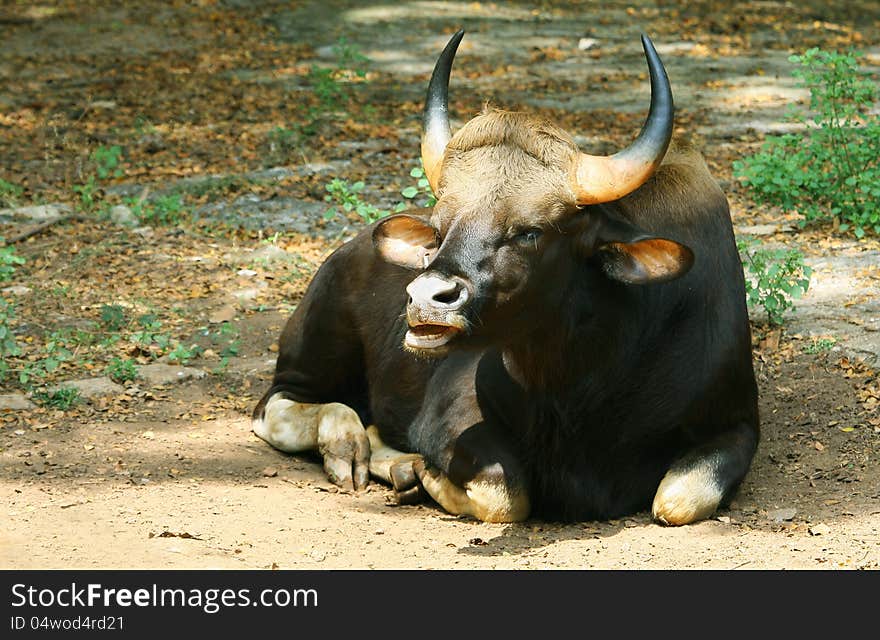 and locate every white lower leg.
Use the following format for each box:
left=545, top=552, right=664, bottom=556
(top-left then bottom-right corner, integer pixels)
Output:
left=417, top=464, right=530, bottom=523
left=652, top=455, right=725, bottom=526
left=253, top=395, right=370, bottom=490
left=252, top=393, right=321, bottom=452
